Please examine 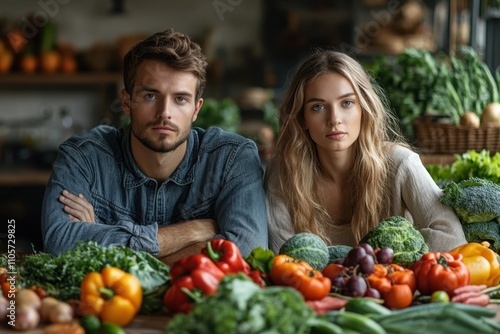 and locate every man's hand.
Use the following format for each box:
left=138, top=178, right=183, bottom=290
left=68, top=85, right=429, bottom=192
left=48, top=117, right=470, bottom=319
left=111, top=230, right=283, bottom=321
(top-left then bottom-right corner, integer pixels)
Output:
left=59, top=190, right=96, bottom=223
